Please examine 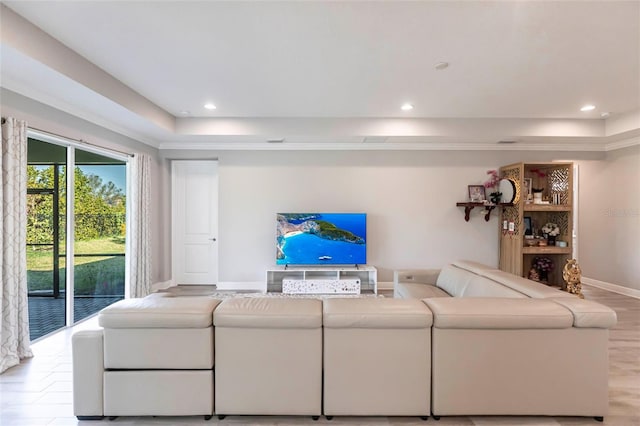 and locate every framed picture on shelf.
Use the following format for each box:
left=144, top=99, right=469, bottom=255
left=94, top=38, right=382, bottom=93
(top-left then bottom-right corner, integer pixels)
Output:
left=524, top=216, right=533, bottom=235
left=524, top=178, right=533, bottom=199
left=468, top=185, right=486, bottom=202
